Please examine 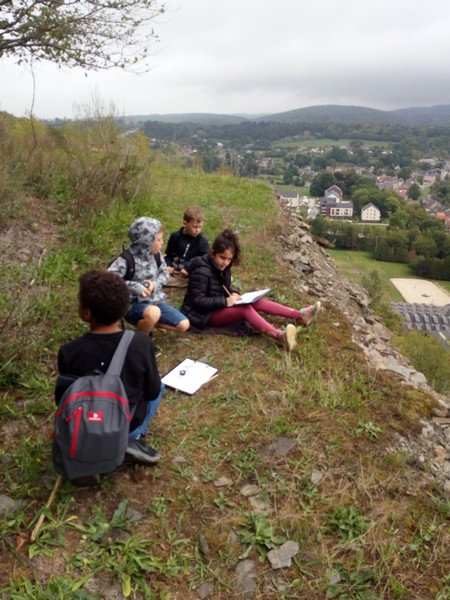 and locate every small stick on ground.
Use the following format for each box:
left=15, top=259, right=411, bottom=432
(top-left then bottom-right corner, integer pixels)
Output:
left=30, top=475, right=62, bottom=542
